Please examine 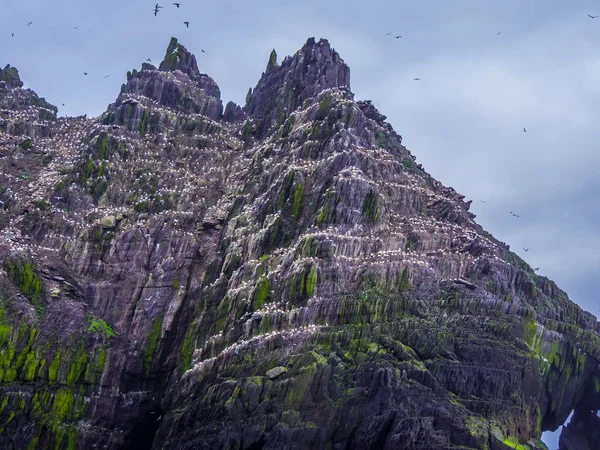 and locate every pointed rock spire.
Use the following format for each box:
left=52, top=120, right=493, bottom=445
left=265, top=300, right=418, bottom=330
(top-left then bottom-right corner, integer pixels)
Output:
left=159, top=37, right=201, bottom=80
left=245, top=37, right=351, bottom=136
left=266, top=49, right=278, bottom=72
